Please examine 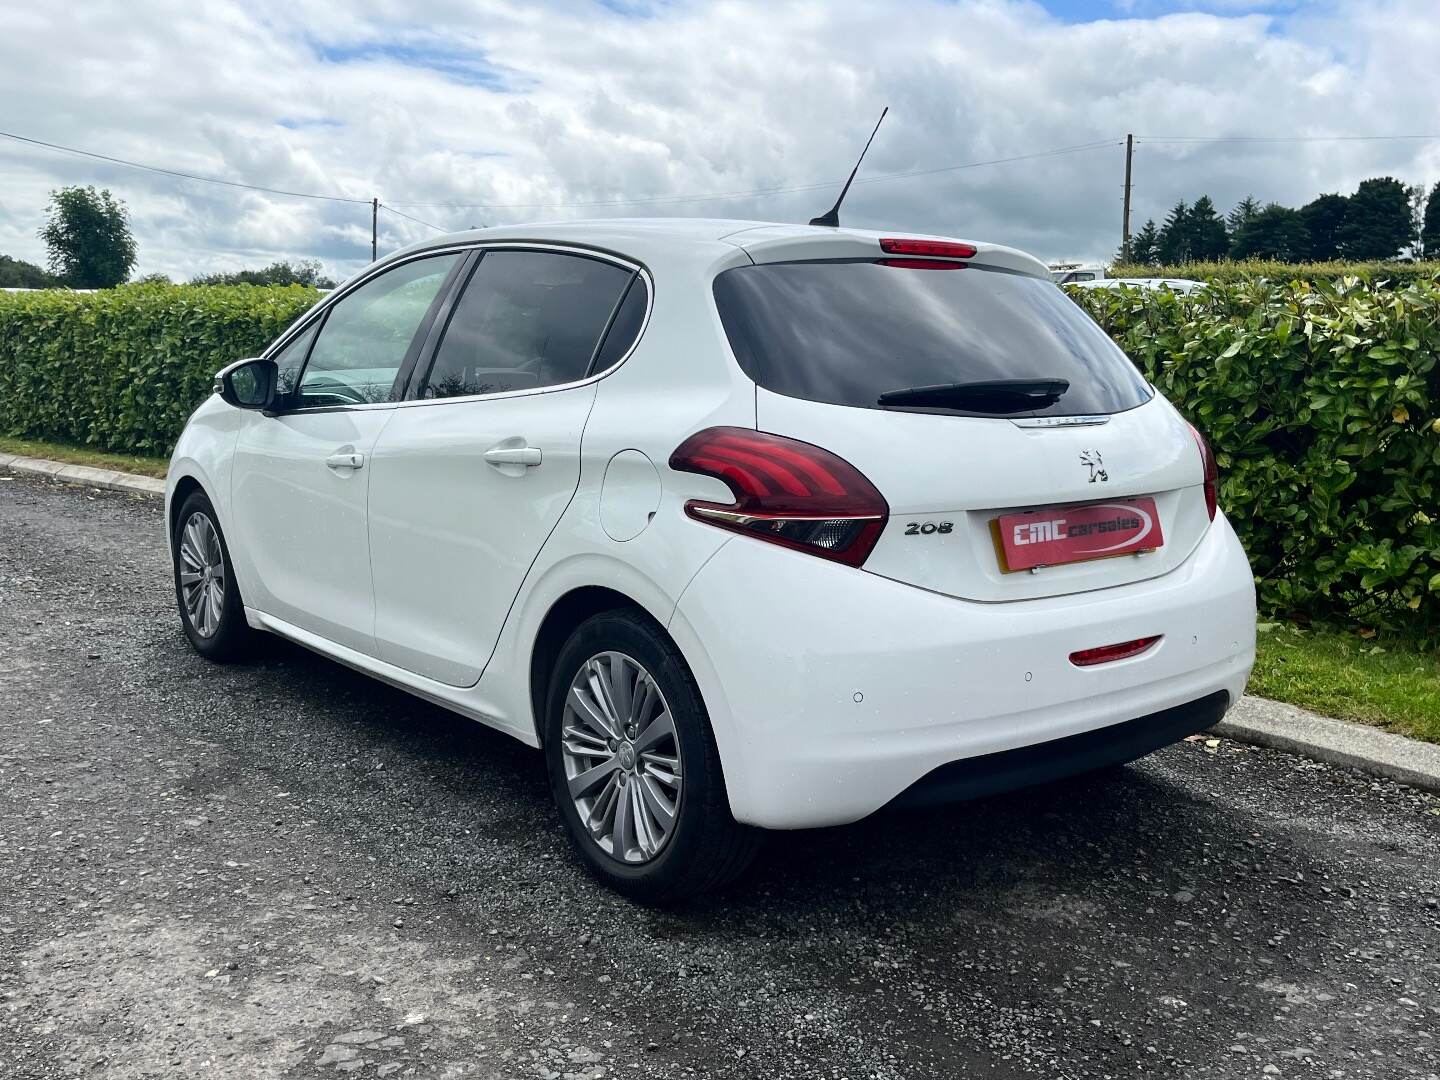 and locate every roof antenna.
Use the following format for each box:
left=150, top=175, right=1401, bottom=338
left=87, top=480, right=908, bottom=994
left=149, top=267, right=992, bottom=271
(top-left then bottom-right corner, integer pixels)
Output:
left=809, top=106, right=888, bottom=228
